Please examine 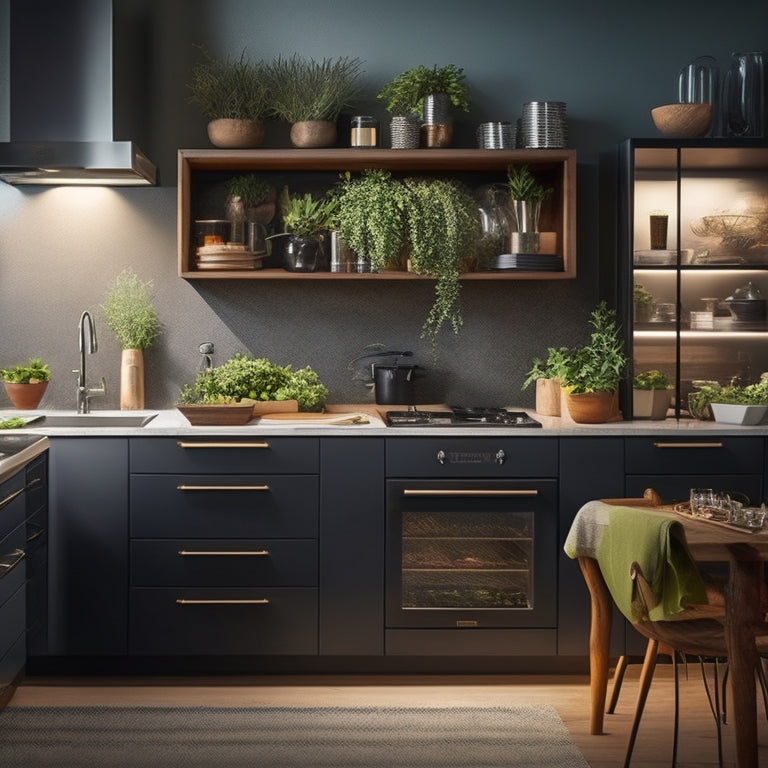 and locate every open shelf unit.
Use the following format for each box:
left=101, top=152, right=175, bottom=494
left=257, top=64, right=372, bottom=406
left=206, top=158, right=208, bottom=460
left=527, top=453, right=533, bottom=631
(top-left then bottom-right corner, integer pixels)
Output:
left=177, top=148, right=576, bottom=280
